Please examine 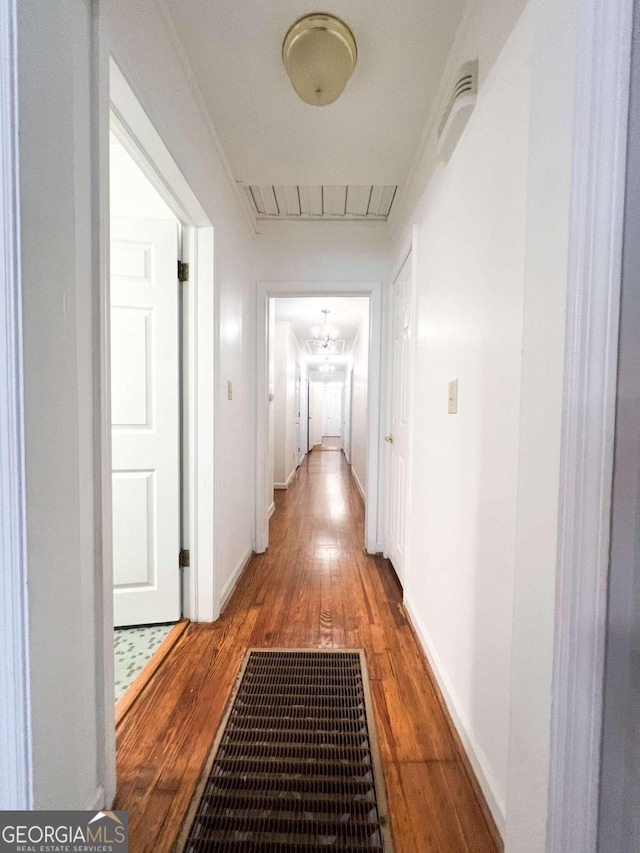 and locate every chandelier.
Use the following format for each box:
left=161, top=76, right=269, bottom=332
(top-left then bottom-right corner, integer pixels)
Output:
left=319, top=360, right=335, bottom=380
left=312, top=309, right=336, bottom=351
